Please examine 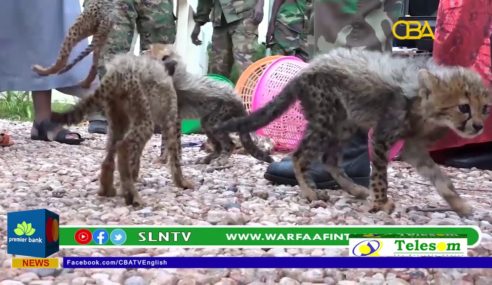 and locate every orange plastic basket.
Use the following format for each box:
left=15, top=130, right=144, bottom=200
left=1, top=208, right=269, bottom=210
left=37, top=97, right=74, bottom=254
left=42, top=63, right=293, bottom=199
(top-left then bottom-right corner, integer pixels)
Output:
left=235, top=55, right=282, bottom=112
